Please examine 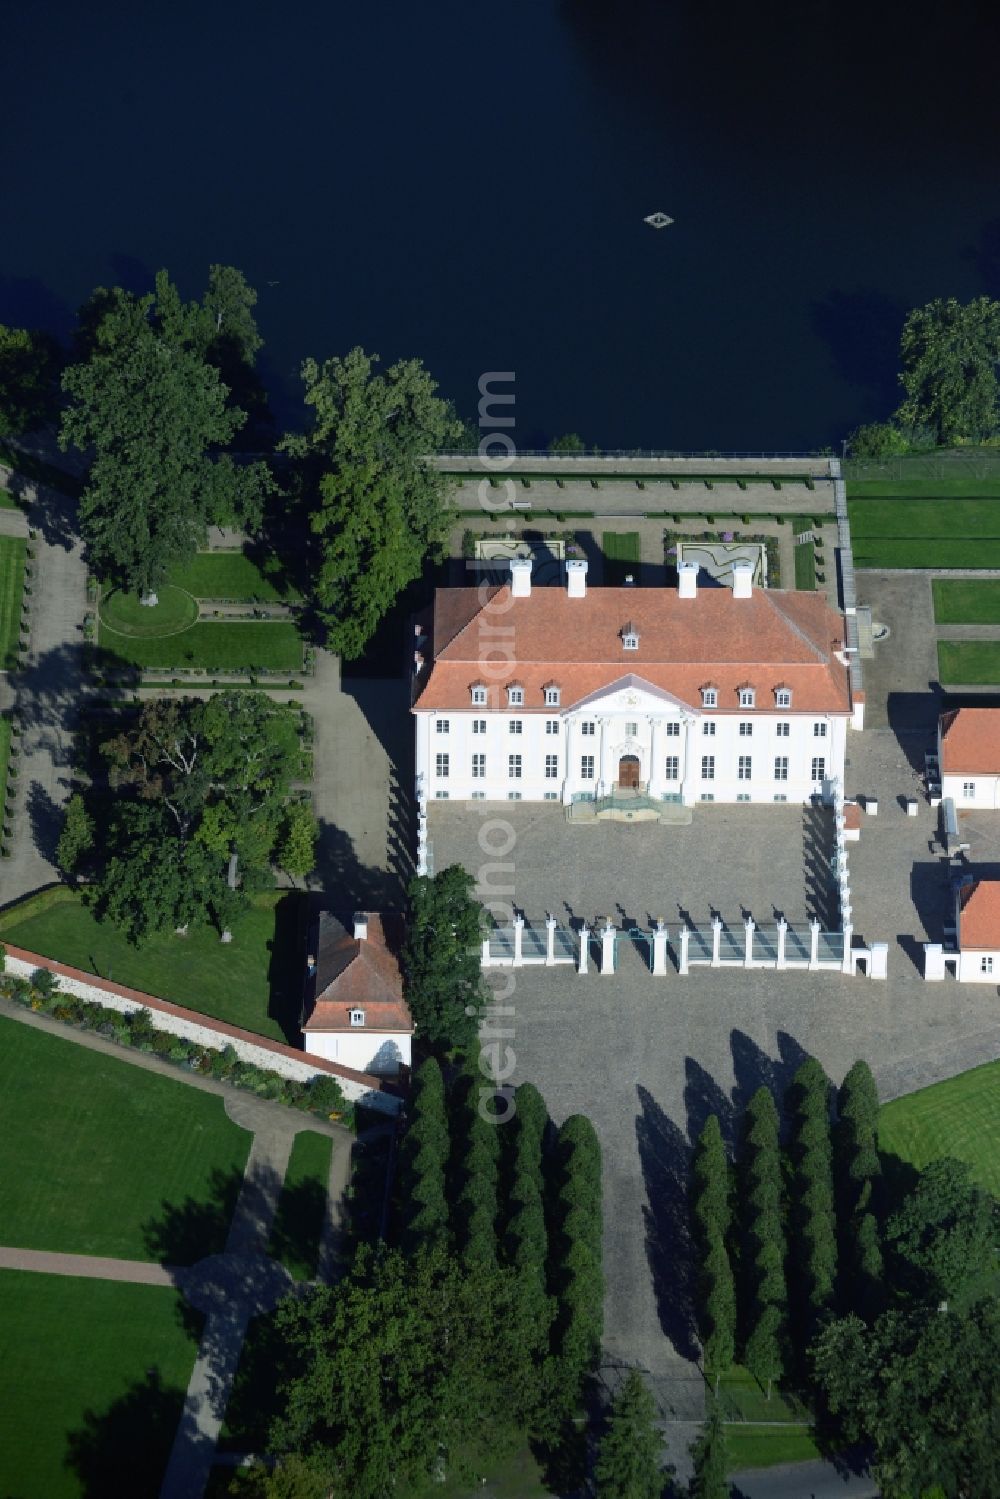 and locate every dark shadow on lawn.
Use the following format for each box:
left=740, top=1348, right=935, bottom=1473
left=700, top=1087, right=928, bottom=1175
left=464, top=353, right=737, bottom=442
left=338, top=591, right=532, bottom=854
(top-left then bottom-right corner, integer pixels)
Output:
left=64, top=1367, right=190, bottom=1499
left=142, top=1164, right=244, bottom=1269
left=266, top=890, right=309, bottom=1044
left=267, top=1171, right=328, bottom=1280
